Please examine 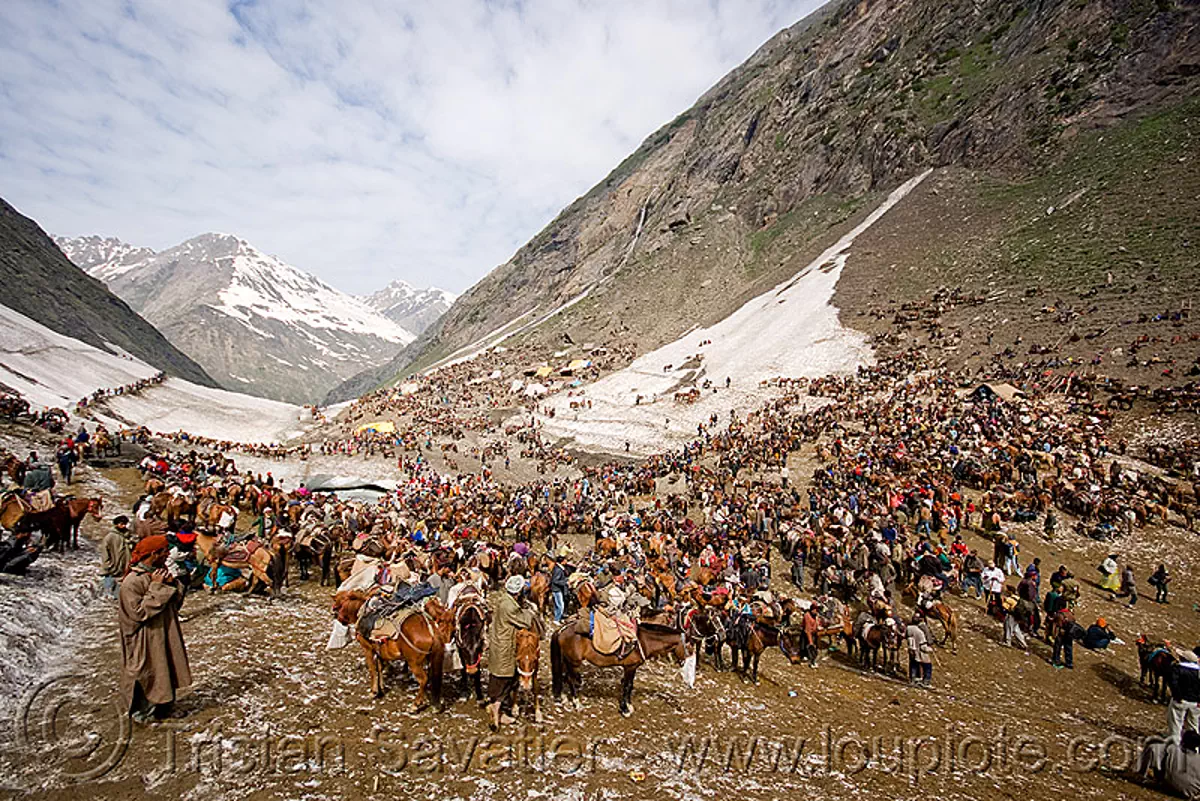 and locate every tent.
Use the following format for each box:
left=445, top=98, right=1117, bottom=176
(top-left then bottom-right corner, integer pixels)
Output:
left=510, top=379, right=525, bottom=394
left=354, top=420, right=396, bottom=435
left=489, top=369, right=503, bottom=380
left=561, top=359, right=593, bottom=375
left=524, top=383, right=549, bottom=397
left=399, top=382, right=420, bottom=396
left=534, top=366, right=554, bottom=379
